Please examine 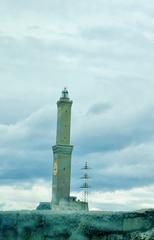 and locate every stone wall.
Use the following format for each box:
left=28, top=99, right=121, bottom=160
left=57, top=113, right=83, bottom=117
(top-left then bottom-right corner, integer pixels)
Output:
left=0, top=209, right=153, bottom=240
